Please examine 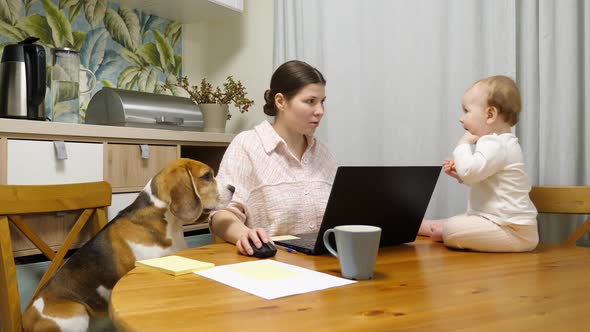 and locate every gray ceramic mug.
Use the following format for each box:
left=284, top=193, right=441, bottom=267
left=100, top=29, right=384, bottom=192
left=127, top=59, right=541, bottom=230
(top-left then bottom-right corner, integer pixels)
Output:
left=323, top=225, right=381, bottom=280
